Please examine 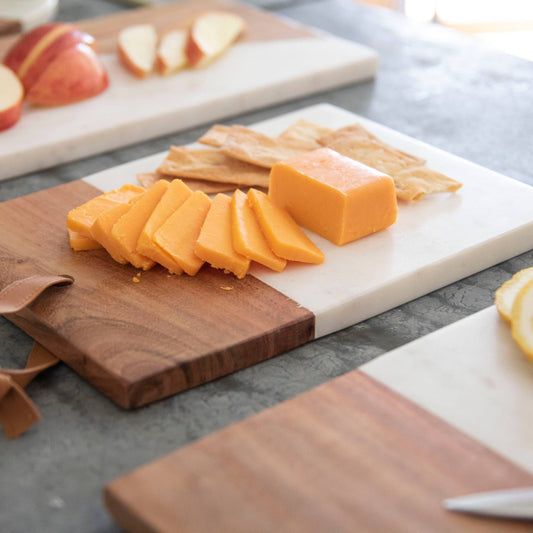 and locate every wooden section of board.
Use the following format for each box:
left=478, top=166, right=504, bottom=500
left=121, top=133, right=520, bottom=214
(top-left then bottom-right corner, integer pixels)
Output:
left=0, top=0, right=312, bottom=56
left=0, top=180, right=314, bottom=408
left=105, top=371, right=533, bottom=533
